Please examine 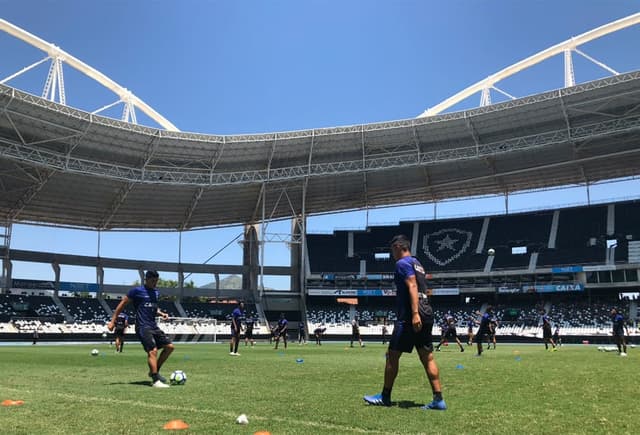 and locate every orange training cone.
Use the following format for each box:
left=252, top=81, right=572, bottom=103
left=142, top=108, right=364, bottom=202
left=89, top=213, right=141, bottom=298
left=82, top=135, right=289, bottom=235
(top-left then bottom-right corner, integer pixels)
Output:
left=254, top=432, right=272, bottom=435
left=1, top=400, right=24, bottom=406
left=163, top=419, right=190, bottom=430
